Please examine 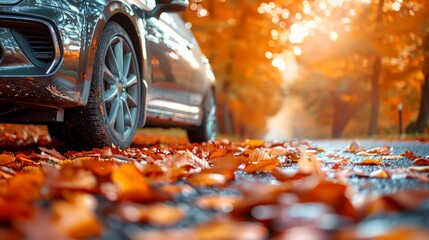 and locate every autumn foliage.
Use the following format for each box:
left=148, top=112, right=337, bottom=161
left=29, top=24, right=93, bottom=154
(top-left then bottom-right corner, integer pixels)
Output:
left=1, top=125, right=429, bottom=239
left=184, top=0, right=429, bottom=138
